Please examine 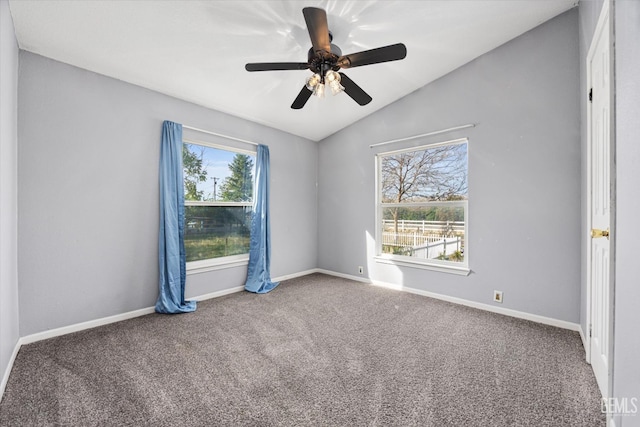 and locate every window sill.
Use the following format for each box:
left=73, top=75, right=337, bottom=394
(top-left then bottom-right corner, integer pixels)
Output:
left=374, top=255, right=470, bottom=276
left=186, top=255, right=249, bottom=275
